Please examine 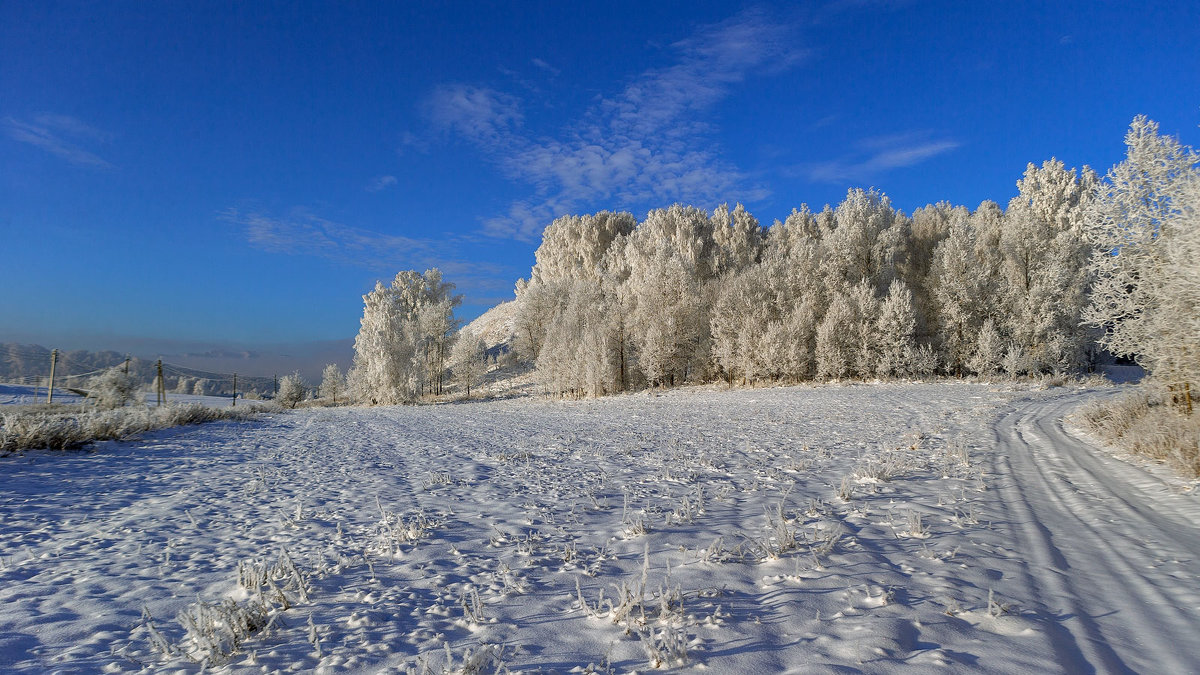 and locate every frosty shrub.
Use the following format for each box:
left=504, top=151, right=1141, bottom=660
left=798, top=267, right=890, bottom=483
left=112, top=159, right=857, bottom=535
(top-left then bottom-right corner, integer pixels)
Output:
left=1076, top=388, right=1200, bottom=477
left=969, top=319, right=1005, bottom=376
left=276, top=372, right=307, bottom=409
left=1002, top=345, right=1030, bottom=378
left=87, top=366, right=143, bottom=409
left=910, top=344, right=939, bottom=377
left=0, top=402, right=279, bottom=454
